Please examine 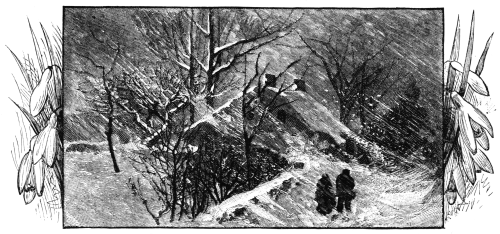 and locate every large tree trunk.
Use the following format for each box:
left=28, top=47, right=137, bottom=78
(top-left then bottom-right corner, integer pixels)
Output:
left=188, top=11, right=197, bottom=123
left=206, top=9, right=216, bottom=107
